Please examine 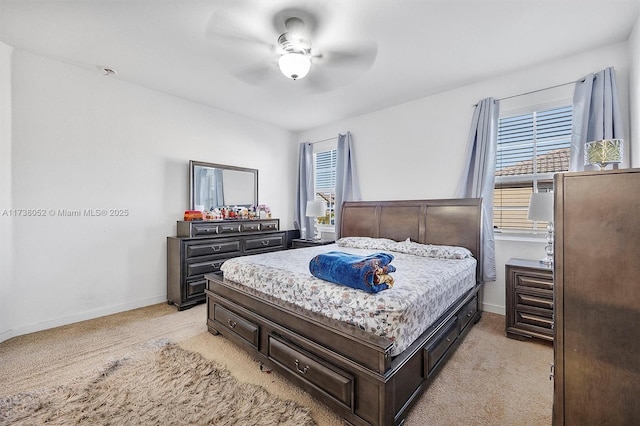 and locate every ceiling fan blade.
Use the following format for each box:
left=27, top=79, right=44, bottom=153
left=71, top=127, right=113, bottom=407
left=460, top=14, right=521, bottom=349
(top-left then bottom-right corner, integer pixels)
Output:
left=313, top=42, right=378, bottom=70
left=205, top=8, right=273, bottom=50
left=231, top=60, right=280, bottom=86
